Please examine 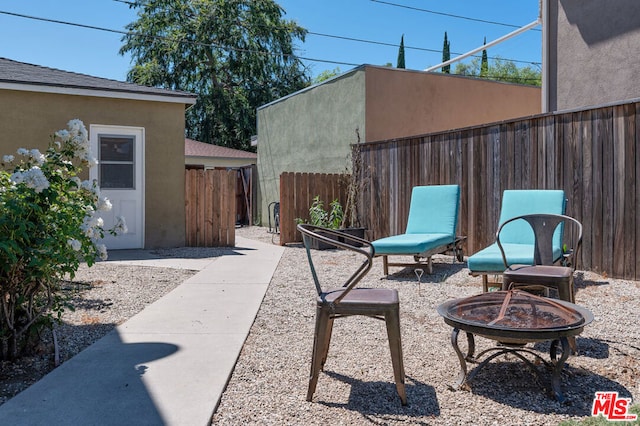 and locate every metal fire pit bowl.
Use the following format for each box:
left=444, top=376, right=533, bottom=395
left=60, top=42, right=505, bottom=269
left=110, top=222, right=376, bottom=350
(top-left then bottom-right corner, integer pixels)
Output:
left=437, top=290, right=594, bottom=402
